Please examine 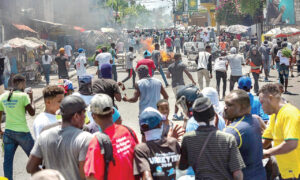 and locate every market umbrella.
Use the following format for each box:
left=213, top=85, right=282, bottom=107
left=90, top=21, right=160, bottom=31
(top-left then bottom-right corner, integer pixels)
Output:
left=1, top=38, right=40, bottom=50
left=225, top=25, right=249, bottom=34
left=275, top=27, right=300, bottom=38
left=24, top=37, right=47, bottom=47
left=264, top=27, right=282, bottom=37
